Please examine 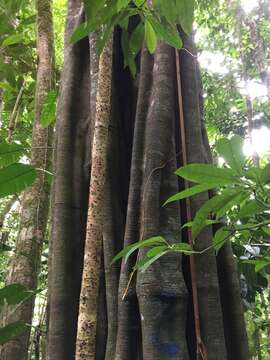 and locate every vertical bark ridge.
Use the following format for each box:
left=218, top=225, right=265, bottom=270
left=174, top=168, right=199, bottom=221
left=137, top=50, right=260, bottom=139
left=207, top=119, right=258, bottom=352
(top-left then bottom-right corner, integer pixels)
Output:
left=216, top=243, right=250, bottom=359
left=179, top=33, right=227, bottom=359
left=103, top=35, right=135, bottom=360
left=114, top=46, right=153, bottom=360
left=136, top=42, right=188, bottom=360
left=196, top=55, right=249, bottom=359
left=47, top=4, right=91, bottom=359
